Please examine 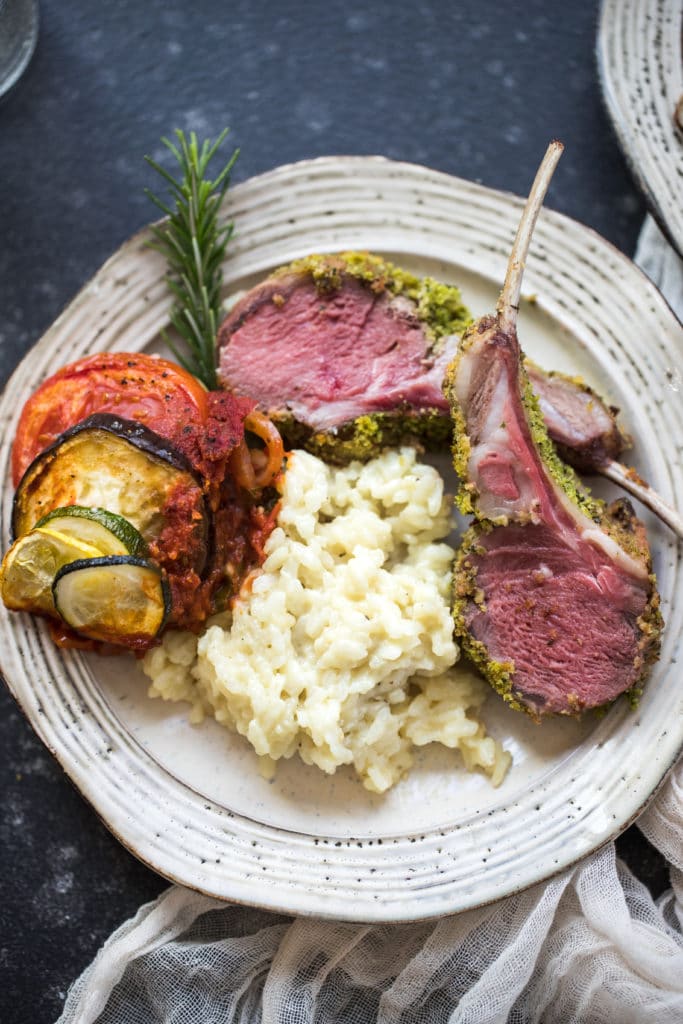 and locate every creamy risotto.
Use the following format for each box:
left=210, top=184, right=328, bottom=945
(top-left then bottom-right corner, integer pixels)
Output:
left=143, top=447, right=511, bottom=793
